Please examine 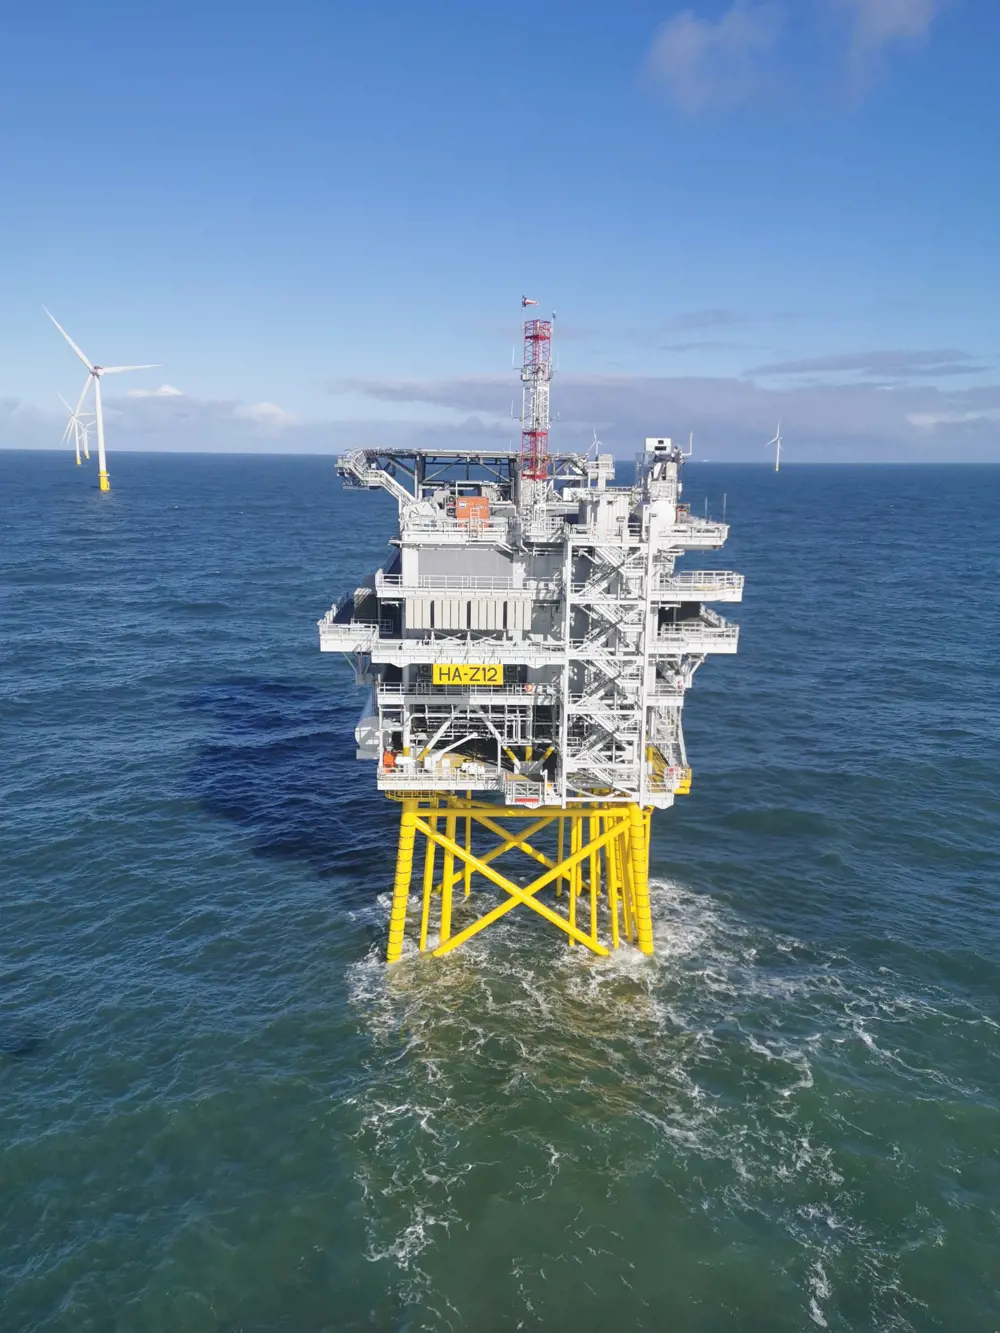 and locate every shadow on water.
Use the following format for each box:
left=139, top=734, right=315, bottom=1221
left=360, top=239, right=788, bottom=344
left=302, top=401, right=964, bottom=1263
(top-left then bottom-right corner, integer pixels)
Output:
left=184, top=678, right=399, bottom=897
left=0, top=1035, right=44, bottom=1059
